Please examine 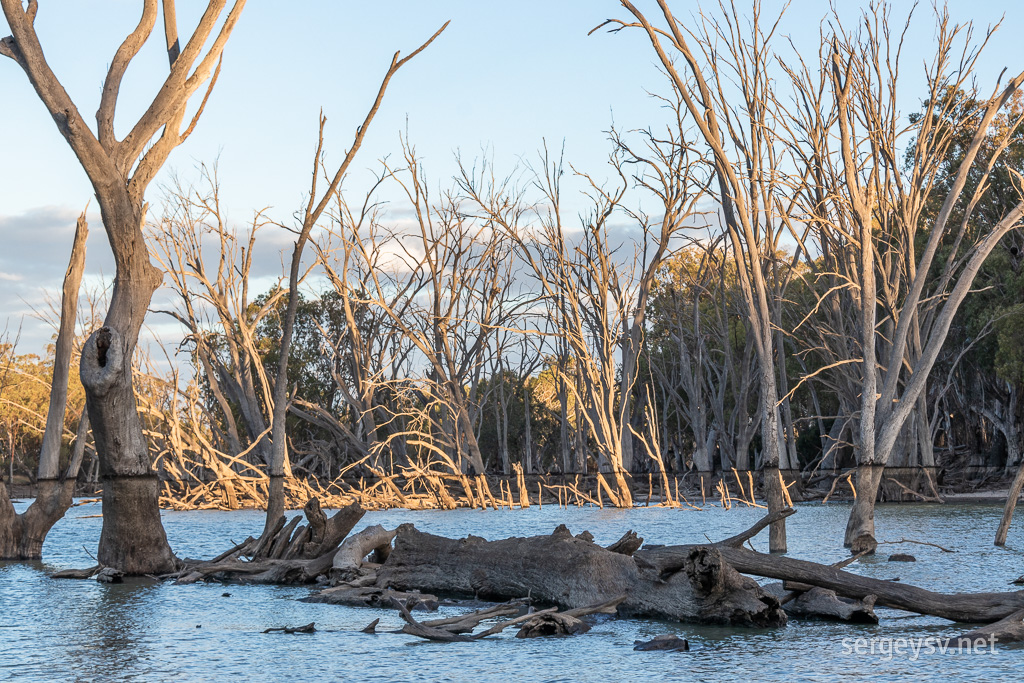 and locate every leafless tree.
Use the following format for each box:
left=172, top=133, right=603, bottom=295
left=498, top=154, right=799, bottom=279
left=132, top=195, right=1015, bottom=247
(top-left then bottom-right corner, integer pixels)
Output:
left=609, top=0, right=803, bottom=548
left=261, top=24, right=448, bottom=537
left=781, top=5, right=1024, bottom=550
left=0, top=213, right=89, bottom=558
left=2, top=0, right=245, bottom=572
